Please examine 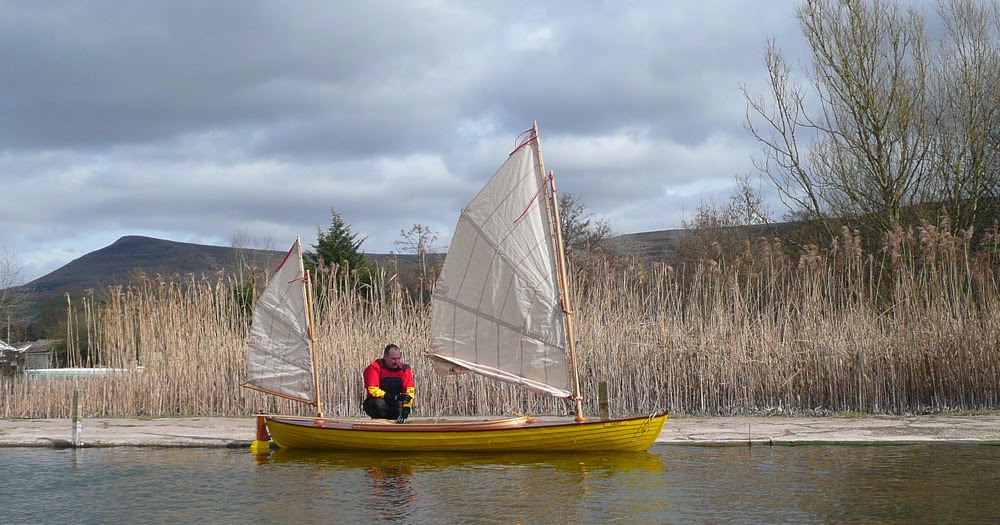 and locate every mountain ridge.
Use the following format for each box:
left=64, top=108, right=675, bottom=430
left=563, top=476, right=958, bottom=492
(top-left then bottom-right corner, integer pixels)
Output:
left=24, top=230, right=688, bottom=296
left=9, top=231, right=684, bottom=339
left=25, top=235, right=282, bottom=294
